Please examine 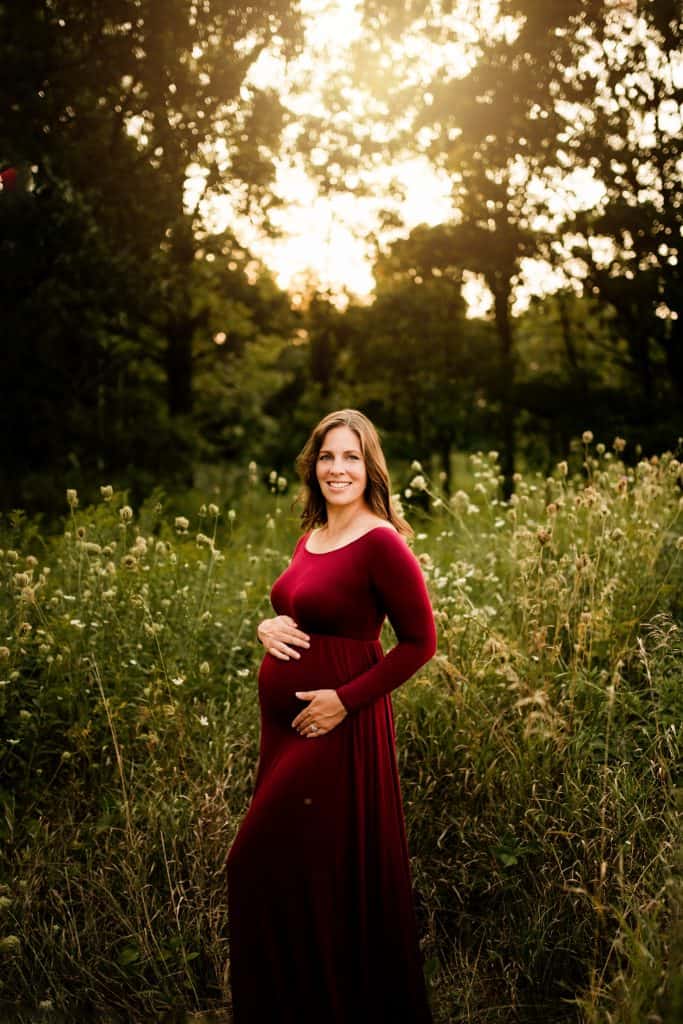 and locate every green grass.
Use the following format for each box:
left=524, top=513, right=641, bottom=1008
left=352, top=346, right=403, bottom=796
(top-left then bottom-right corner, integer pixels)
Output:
left=1, top=441, right=682, bottom=1022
